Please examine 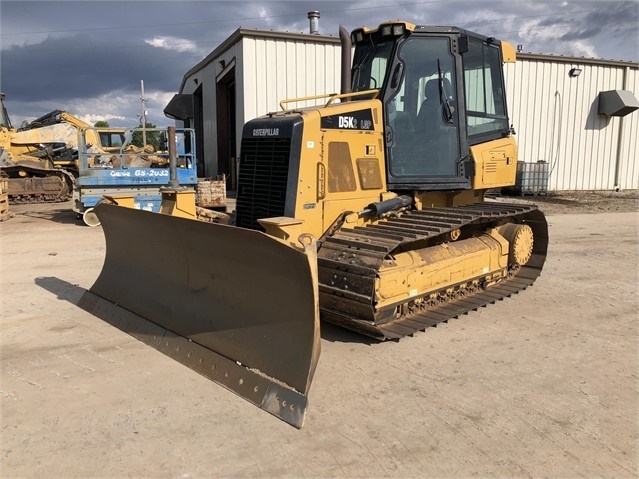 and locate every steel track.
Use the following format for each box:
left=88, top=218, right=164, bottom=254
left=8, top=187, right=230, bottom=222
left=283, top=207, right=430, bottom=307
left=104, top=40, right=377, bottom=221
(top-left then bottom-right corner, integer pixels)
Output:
left=3, top=165, right=75, bottom=203
left=317, top=202, right=549, bottom=339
